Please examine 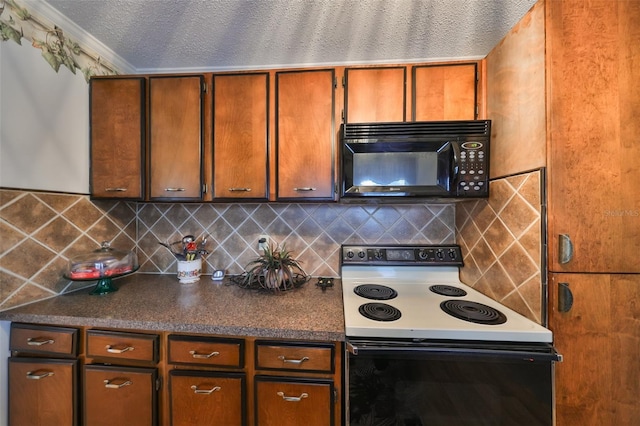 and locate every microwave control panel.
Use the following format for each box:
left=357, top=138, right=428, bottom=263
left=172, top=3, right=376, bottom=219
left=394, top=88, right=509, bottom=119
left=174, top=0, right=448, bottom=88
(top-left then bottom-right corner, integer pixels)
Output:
left=457, top=141, right=488, bottom=196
